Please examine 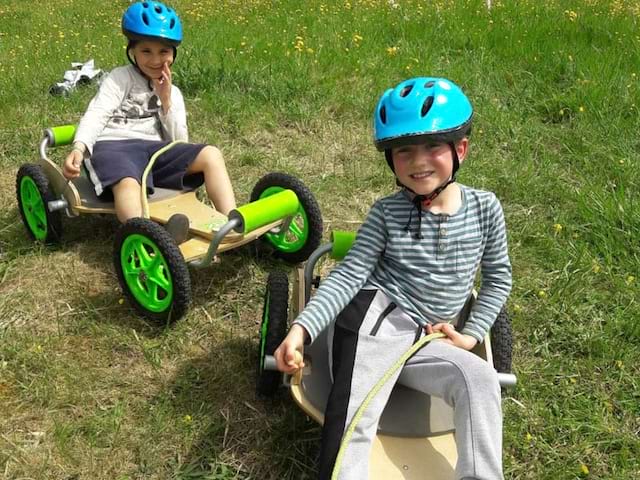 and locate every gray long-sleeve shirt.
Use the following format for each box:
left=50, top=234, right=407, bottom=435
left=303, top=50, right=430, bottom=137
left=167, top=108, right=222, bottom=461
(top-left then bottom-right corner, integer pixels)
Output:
left=74, top=65, right=188, bottom=154
left=293, top=185, right=512, bottom=344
